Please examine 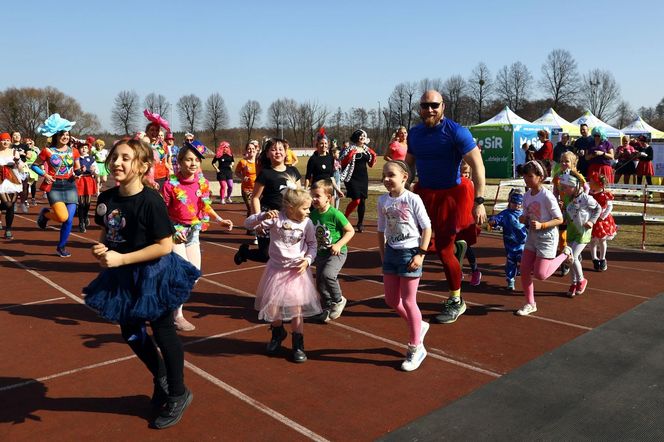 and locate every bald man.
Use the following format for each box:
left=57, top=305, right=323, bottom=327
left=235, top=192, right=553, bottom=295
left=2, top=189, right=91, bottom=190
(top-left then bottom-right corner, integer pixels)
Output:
left=405, top=90, right=487, bottom=324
